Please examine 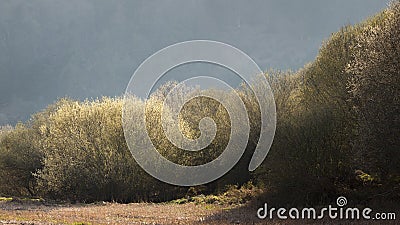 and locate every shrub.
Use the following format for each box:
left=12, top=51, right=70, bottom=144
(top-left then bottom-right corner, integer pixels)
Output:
left=0, top=123, right=42, bottom=196
left=346, top=1, right=400, bottom=197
